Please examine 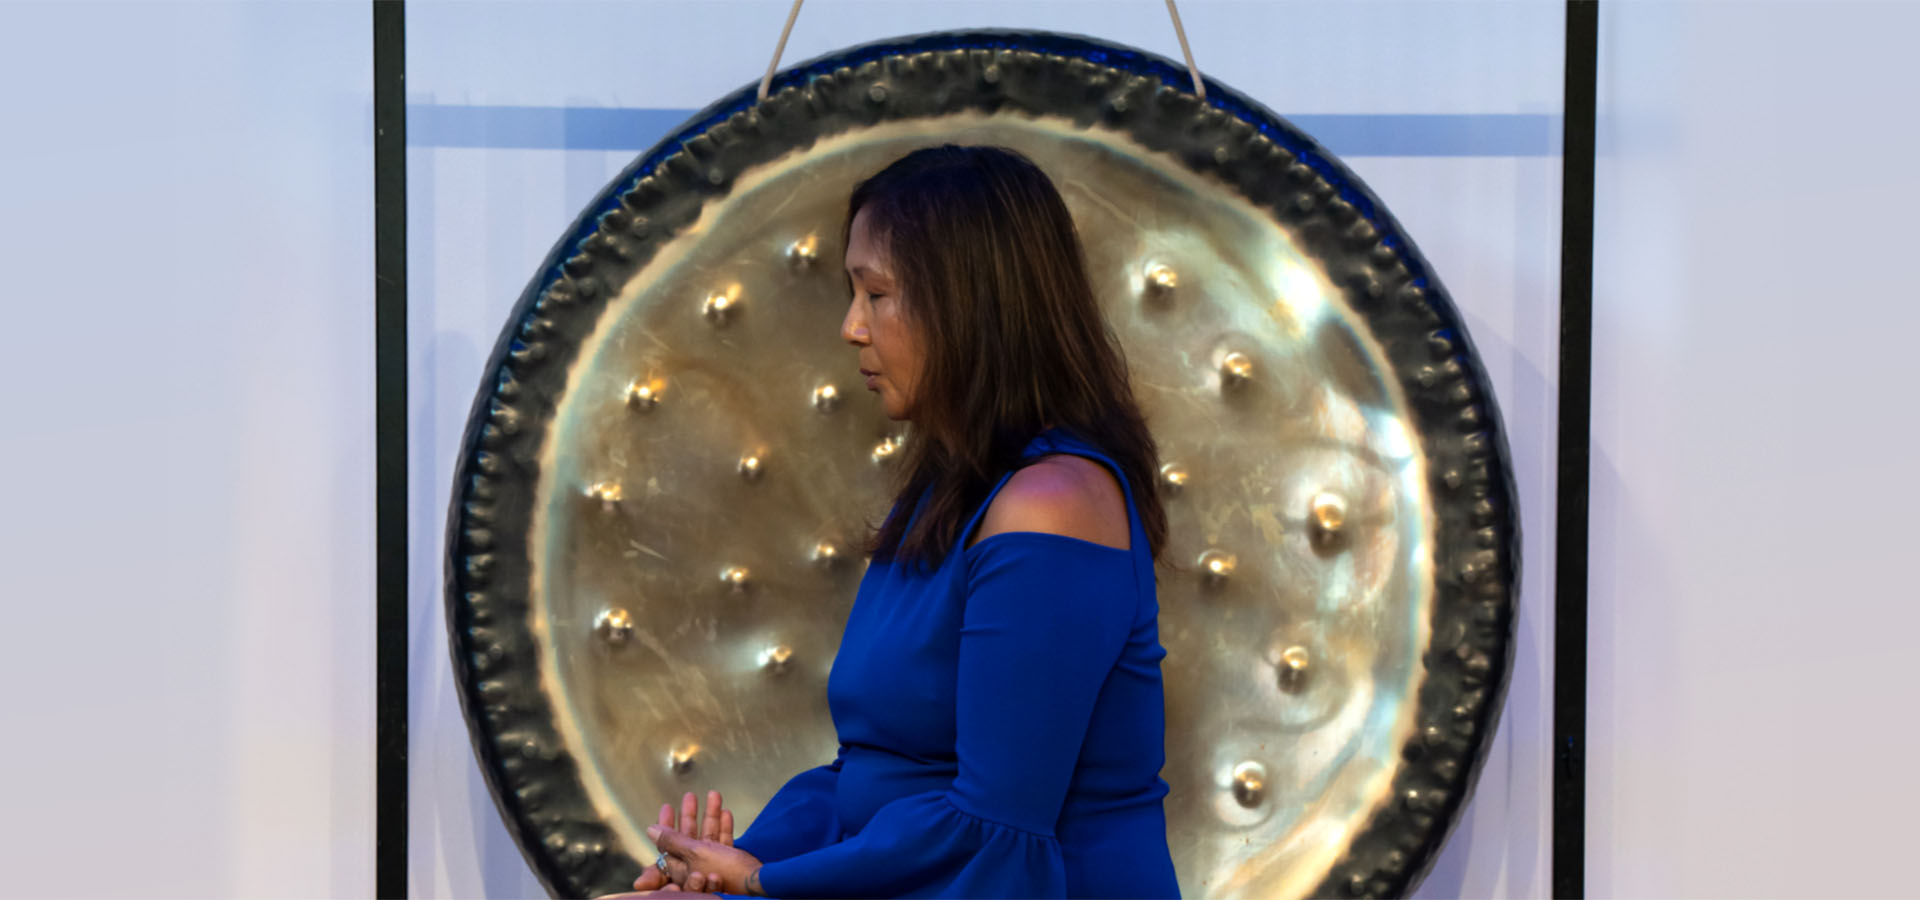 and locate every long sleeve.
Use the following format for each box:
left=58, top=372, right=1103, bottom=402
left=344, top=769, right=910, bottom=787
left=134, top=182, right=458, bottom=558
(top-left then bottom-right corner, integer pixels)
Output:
left=750, top=534, right=1135, bottom=899
left=730, top=745, right=848, bottom=866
